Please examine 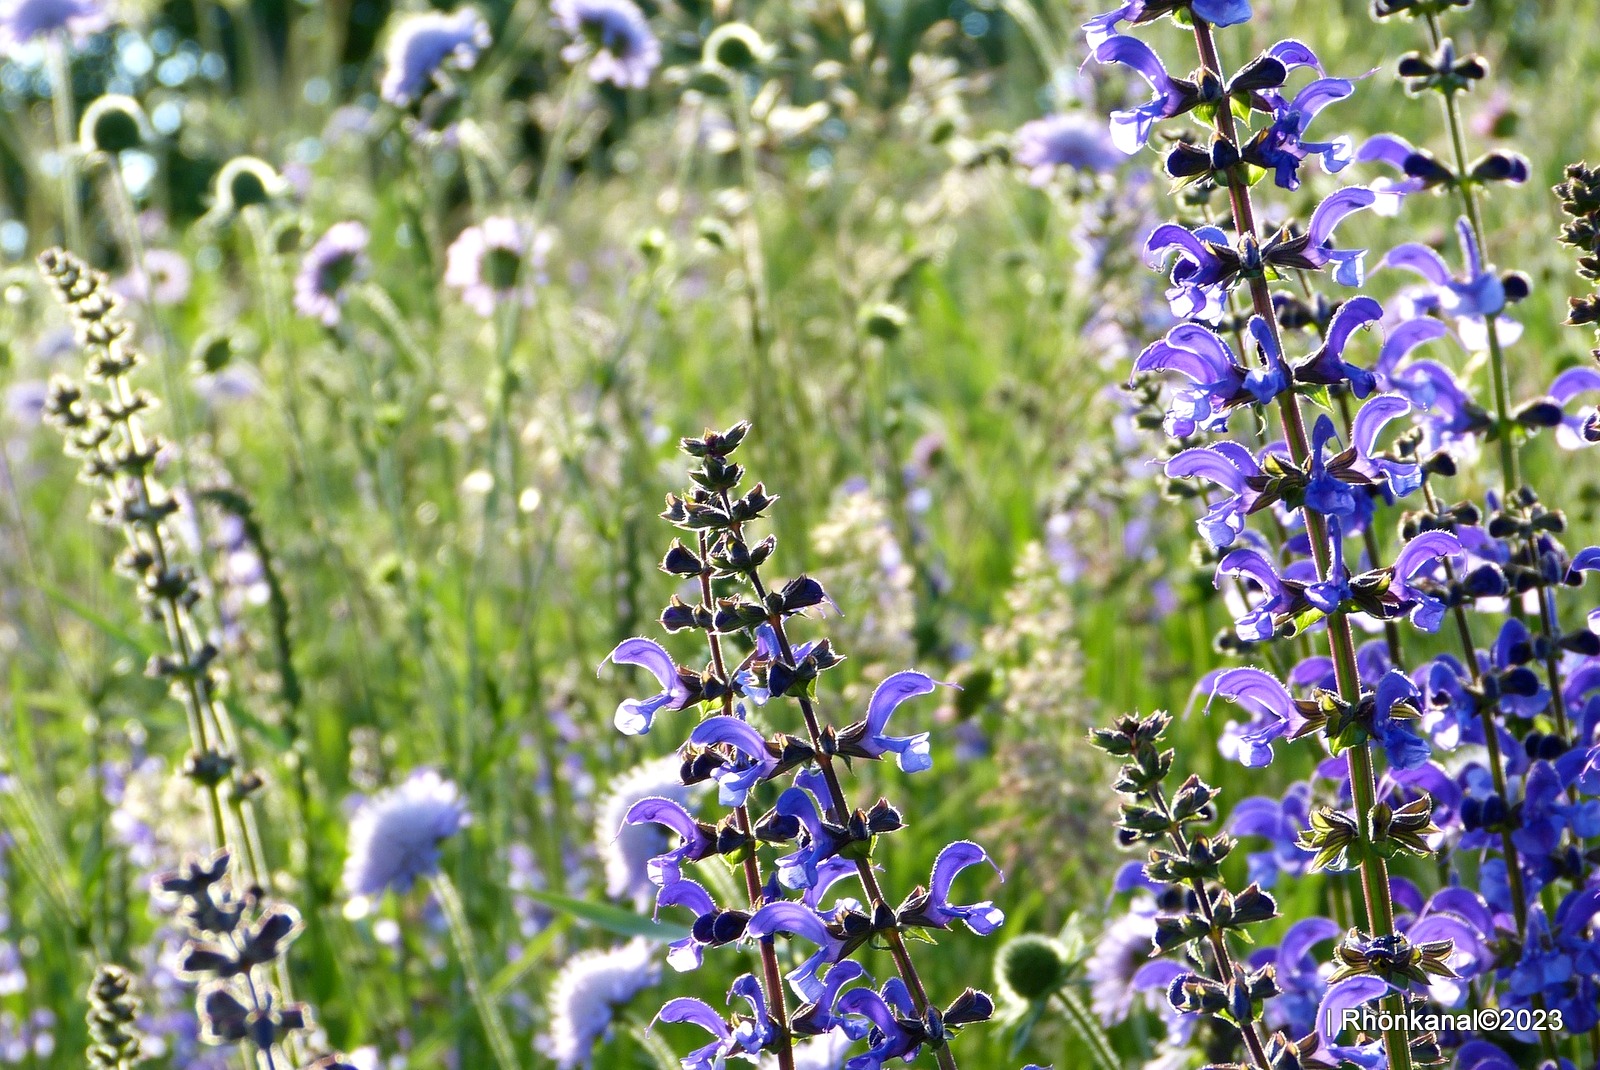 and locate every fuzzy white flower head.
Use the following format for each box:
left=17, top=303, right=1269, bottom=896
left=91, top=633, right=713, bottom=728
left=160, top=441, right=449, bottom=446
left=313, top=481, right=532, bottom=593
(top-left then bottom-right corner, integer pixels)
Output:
left=542, top=939, right=660, bottom=1069
left=593, top=755, right=696, bottom=910
left=341, top=769, right=469, bottom=915
left=444, top=215, right=552, bottom=316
